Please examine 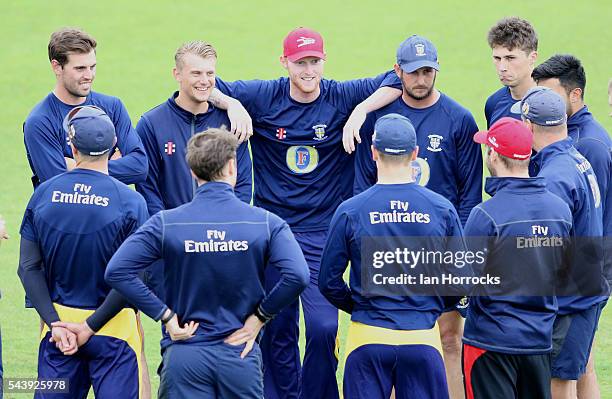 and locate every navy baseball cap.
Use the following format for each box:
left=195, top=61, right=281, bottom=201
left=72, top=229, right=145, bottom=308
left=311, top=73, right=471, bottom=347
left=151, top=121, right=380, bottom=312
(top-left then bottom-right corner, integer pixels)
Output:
left=396, top=35, right=440, bottom=73
left=510, top=86, right=567, bottom=126
left=63, top=106, right=116, bottom=156
left=373, top=113, right=417, bottom=155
